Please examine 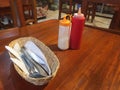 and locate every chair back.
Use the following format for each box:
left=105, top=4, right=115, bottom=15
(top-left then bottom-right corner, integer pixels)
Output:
left=0, top=0, right=19, bottom=29
left=15, top=0, right=37, bottom=26
left=58, top=0, right=82, bottom=19
left=59, top=0, right=73, bottom=19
